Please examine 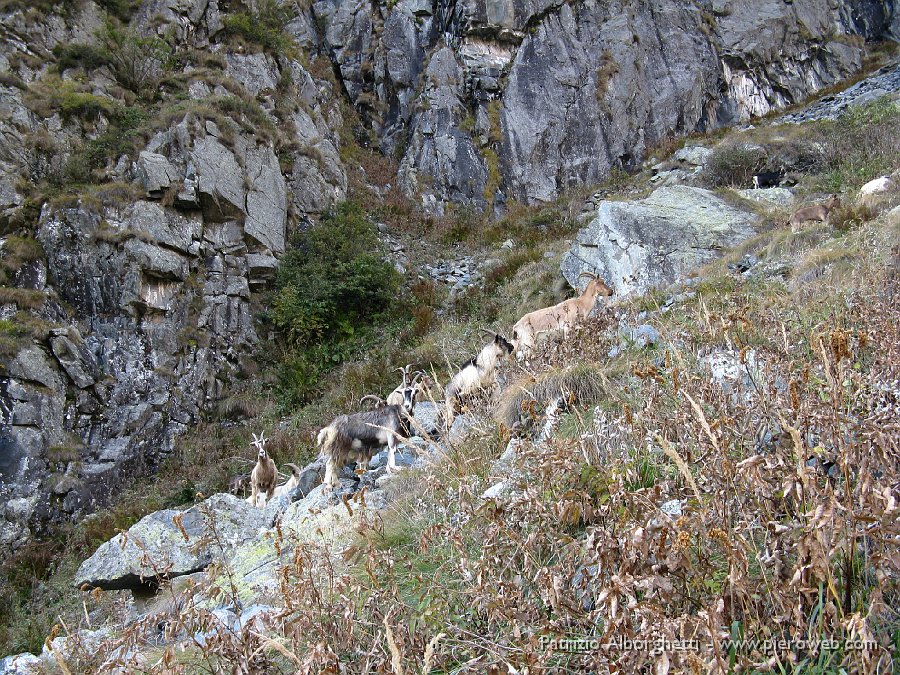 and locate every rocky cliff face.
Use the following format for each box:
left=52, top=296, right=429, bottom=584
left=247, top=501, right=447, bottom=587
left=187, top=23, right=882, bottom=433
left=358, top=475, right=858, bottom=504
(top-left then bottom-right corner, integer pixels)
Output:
left=0, top=0, right=351, bottom=545
left=324, top=0, right=897, bottom=211
left=0, top=0, right=896, bottom=547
